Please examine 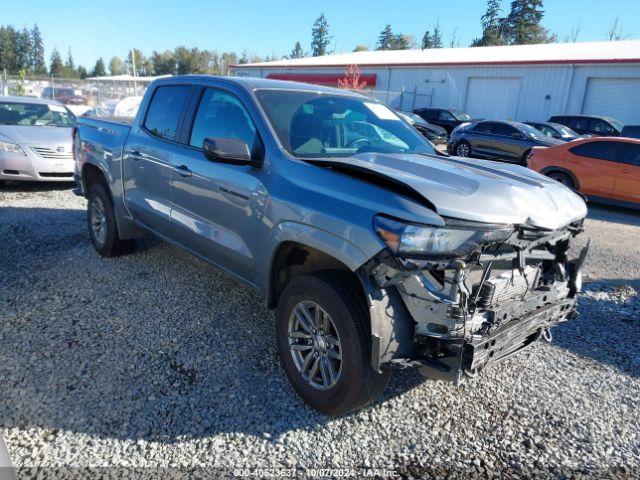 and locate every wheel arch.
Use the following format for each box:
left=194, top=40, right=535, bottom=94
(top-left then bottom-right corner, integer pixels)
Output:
left=540, top=166, right=581, bottom=190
